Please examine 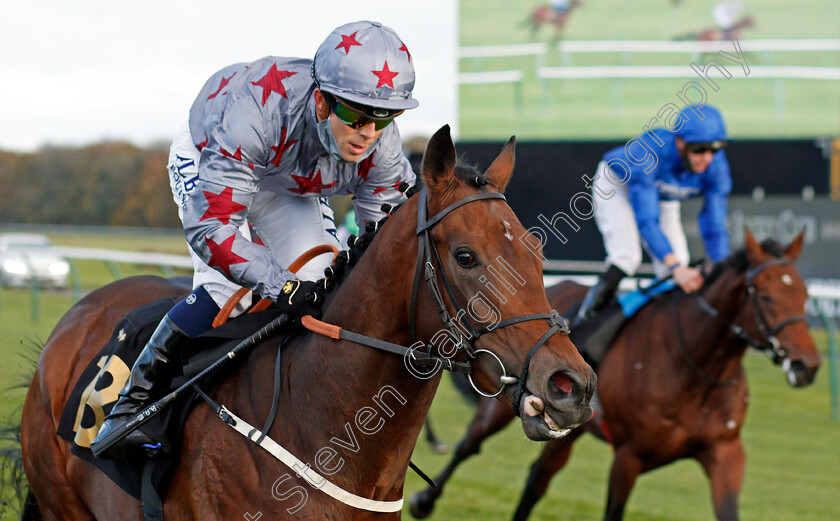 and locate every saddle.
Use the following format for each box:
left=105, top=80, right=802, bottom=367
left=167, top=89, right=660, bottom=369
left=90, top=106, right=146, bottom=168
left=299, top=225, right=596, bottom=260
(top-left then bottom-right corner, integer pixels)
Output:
left=565, top=280, right=677, bottom=368
left=56, top=296, right=286, bottom=501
